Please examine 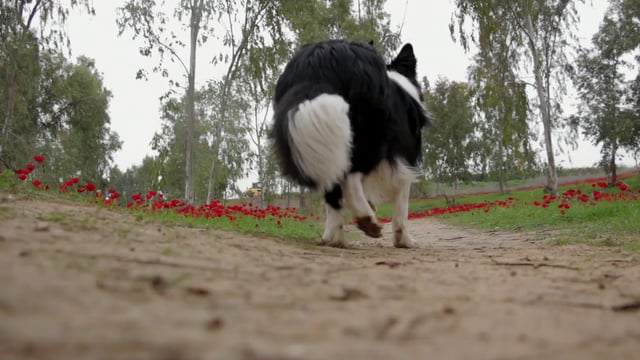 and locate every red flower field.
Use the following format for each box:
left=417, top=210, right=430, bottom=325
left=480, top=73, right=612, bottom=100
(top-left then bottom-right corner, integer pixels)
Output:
left=3, top=154, right=639, bottom=227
